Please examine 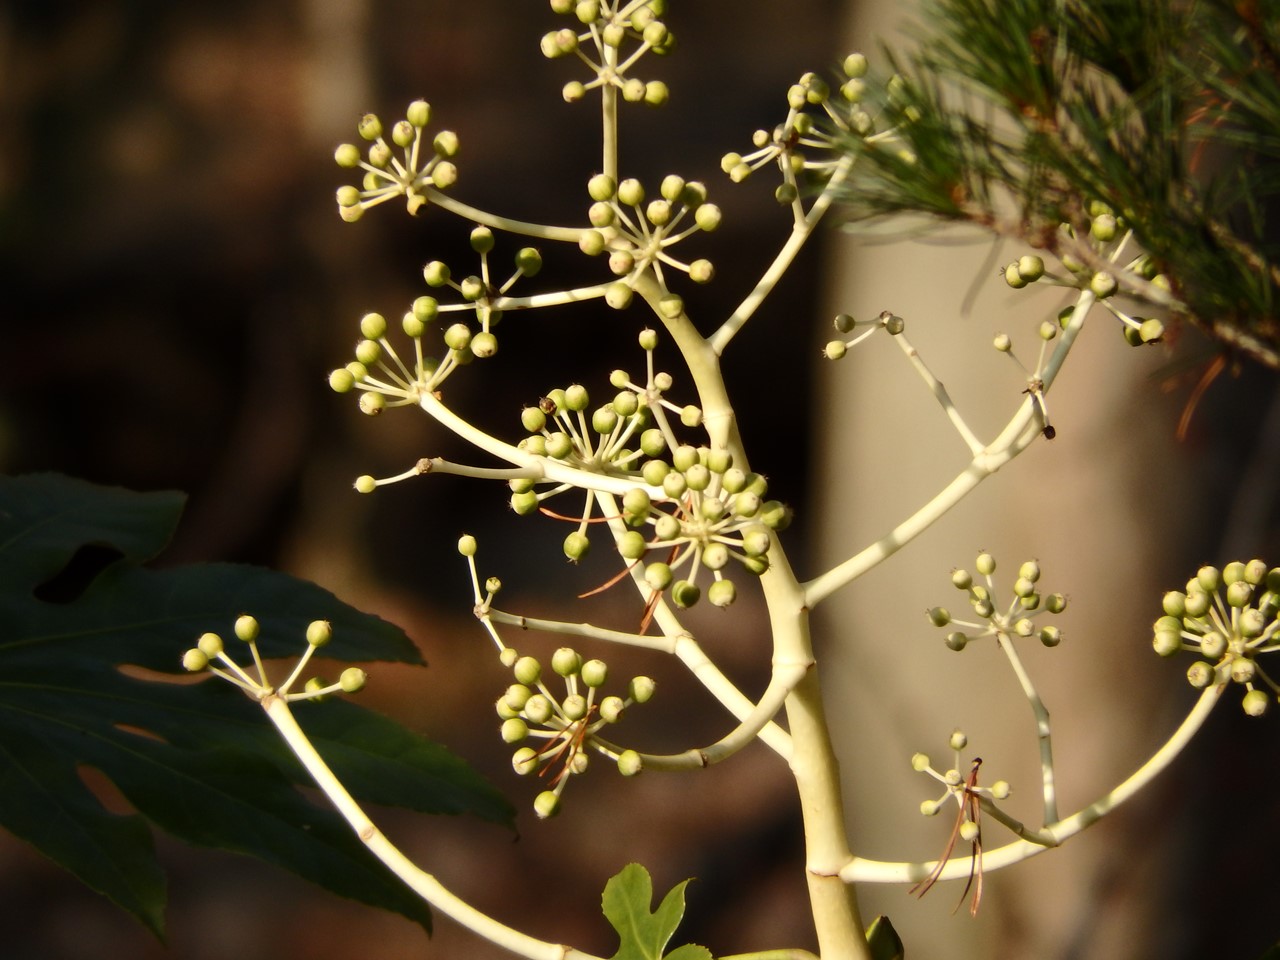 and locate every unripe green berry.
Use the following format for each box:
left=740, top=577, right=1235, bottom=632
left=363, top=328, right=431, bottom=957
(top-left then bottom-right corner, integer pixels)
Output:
left=336, top=185, right=362, bottom=208
left=1090, top=213, right=1117, bottom=241
left=1045, top=593, right=1067, bottom=614
left=689, top=259, right=714, bottom=283
left=1226, top=581, right=1253, bottom=608
left=457, top=534, right=478, bottom=557
left=551, top=647, right=581, bottom=678
left=927, top=607, right=951, bottom=627
left=599, top=695, right=625, bottom=723
left=1014, top=618, right=1035, bottom=637
left=329, top=368, right=356, bottom=393
left=1242, top=688, right=1269, bottom=717
left=1139, top=318, right=1165, bottom=343
left=824, top=340, right=848, bottom=360
left=911, top=752, right=931, bottom=772
left=882, top=313, right=905, bottom=335
left=948, top=729, right=968, bottom=751
left=645, top=80, right=669, bottom=106
left=684, top=463, right=711, bottom=491
left=976, top=552, right=996, bottom=575
left=707, top=579, right=737, bottom=608
left=513, top=656, right=541, bottom=685
left=533, top=790, right=560, bottom=819
left=431, top=160, right=458, bottom=189
left=406, top=99, right=430, bottom=127
left=617, top=749, right=643, bottom=776
left=182, top=648, right=209, bottom=672
left=432, top=130, right=459, bottom=156
left=357, top=113, right=382, bottom=140
left=1231, top=658, right=1256, bottom=683
left=334, top=143, right=361, bottom=168
left=622, top=487, right=651, bottom=523
left=945, top=631, right=968, bottom=651
left=355, top=339, right=381, bottom=365
left=562, top=693, right=588, bottom=720
left=702, top=542, right=730, bottom=571
left=658, top=294, right=684, bottom=319
left=468, top=332, right=496, bottom=358
left=546, top=432, right=573, bottom=458
left=1039, top=625, right=1062, bottom=647
left=621, top=77, right=646, bottom=102
left=234, top=615, right=260, bottom=642
left=306, top=620, right=332, bottom=647
left=644, top=562, right=673, bottom=591
left=672, top=580, right=700, bottom=608
left=618, top=530, right=647, bottom=560
left=197, top=632, right=223, bottom=658
left=501, top=718, right=529, bottom=743
left=617, top=178, right=644, bottom=206
left=1004, top=262, right=1028, bottom=289
left=564, top=383, right=589, bottom=411
left=524, top=694, right=553, bottom=724
left=354, top=475, right=377, bottom=494
left=695, top=204, right=722, bottom=231
left=563, top=531, right=590, bottom=562
left=1039, top=320, right=1058, bottom=340
left=443, top=323, right=472, bottom=351
left=1162, top=591, right=1187, bottom=617
left=629, top=675, right=656, bottom=703
left=339, top=667, right=367, bottom=693
left=1017, top=255, right=1045, bottom=281
left=605, top=282, right=634, bottom=310
left=391, top=119, right=414, bottom=147
left=1152, top=630, right=1183, bottom=657
left=1090, top=271, right=1118, bottom=298
left=581, top=659, right=608, bottom=688
left=423, top=261, right=451, bottom=286
left=1240, top=609, right=1265, bottom=638
left=512, top=746, right=539, bottom=775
